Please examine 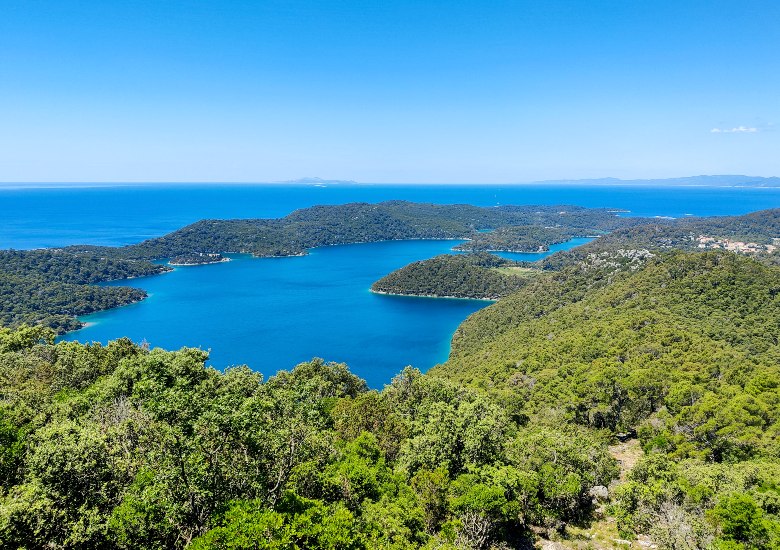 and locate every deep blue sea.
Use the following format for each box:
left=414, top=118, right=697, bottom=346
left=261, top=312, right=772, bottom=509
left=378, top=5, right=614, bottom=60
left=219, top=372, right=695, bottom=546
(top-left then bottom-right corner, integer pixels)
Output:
left=2, top=183, right=779, bottom=387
